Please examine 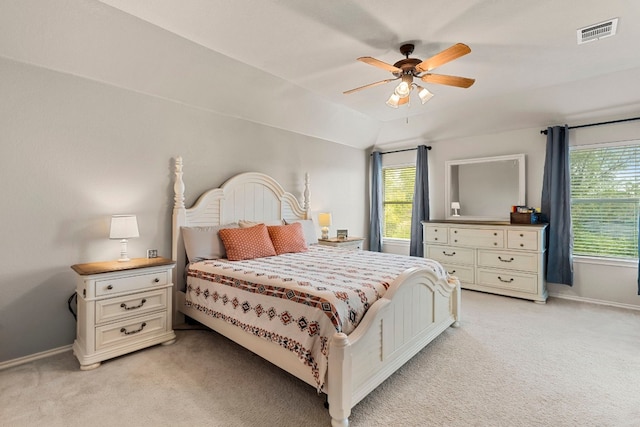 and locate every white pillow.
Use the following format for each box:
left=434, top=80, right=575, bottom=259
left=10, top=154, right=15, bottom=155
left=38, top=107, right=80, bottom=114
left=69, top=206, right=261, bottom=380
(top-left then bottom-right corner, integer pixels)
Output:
left=182, top=223, right=239, bottom=262
left=284, top=219, right=318, bottom=245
